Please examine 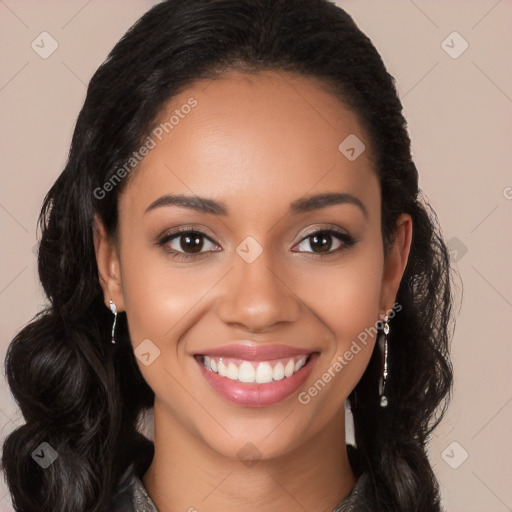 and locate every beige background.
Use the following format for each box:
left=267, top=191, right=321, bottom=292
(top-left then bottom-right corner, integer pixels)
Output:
left=1, top=1, right=511, bottom=511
